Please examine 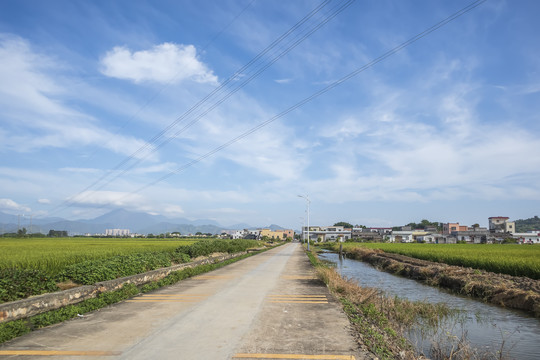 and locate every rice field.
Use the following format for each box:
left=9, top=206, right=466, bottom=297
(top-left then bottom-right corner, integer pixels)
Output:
left=339, top=242, right=540, bottom=279
left=0, top=237, right=196, bottom=275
